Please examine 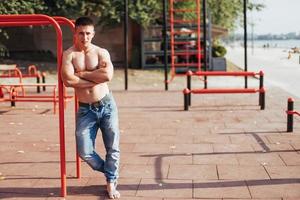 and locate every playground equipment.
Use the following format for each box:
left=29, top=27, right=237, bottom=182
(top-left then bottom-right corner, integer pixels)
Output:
left=138, top=0, right=212, bottom=90
left=0, top=14, right=73, bottom=197
left=287, top=98, right=299, bottom=132
left=120, top=0, right=249, bottom=90
left=0, top=83, right=72, bottom=113
left=141, top=5, right=212, bottom=70
left=0, top=64, right=46, bottom=92
left=154, top=0, right=267, bottom=110
left=0, top=64, right=23, bottom=83
left=168, top=0, right=203, bottom=83
left=0, top=26, right=73, bottom=111
left=183, top=70, right=266, bottom=110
